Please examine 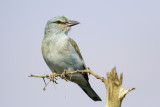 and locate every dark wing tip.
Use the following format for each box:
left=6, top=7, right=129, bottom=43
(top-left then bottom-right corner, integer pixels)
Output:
left=92, top=96, right=102, bottom=101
